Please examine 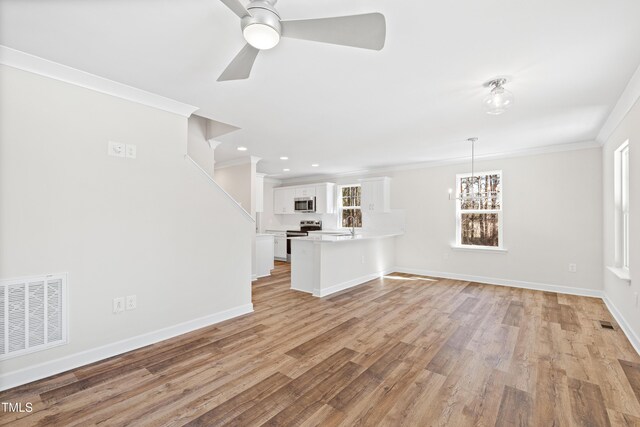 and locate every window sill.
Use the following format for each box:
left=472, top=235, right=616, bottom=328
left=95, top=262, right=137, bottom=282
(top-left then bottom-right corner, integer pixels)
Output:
left=450, top=245, right=508, bottom=253
left=607, top=266, right=631, bottom=281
